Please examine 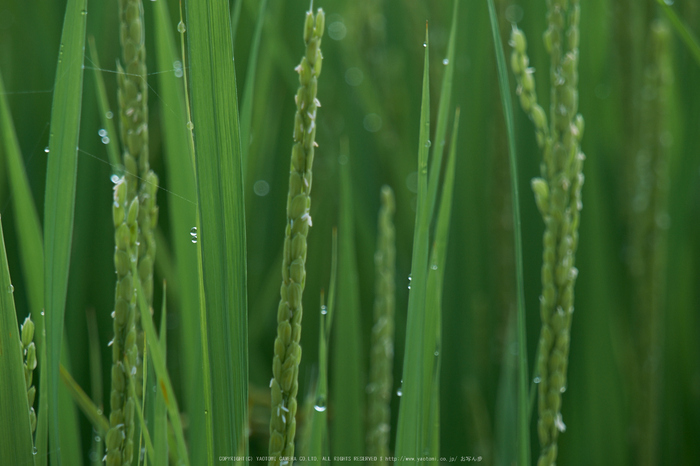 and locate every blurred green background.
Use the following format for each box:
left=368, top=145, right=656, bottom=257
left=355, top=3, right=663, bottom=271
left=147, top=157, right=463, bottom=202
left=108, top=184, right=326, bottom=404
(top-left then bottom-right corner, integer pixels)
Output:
left=1, top=0, right=699, bottom=464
